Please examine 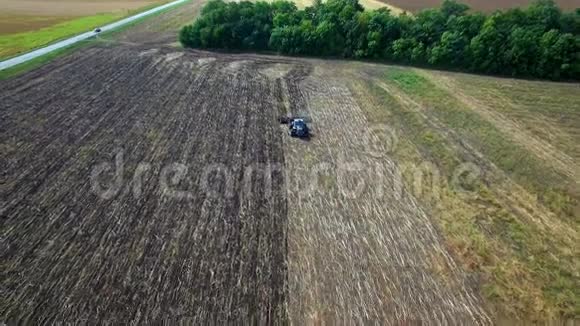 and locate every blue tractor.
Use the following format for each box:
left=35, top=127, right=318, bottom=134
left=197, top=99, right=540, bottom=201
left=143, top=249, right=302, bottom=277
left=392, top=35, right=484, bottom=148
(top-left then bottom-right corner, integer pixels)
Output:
left=288, top=118, right=309, bottom=138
